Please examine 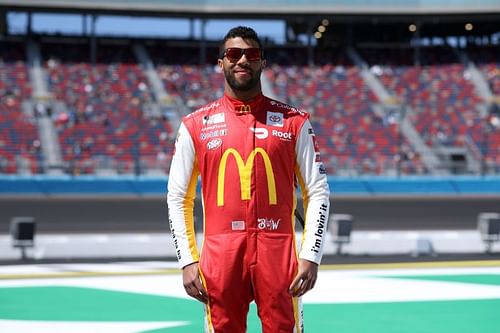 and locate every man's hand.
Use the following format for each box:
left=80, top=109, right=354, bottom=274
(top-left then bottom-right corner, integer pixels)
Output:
left=182, top=262, right=208, bottom=303
left=288, top=259, right=319, bottom=297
